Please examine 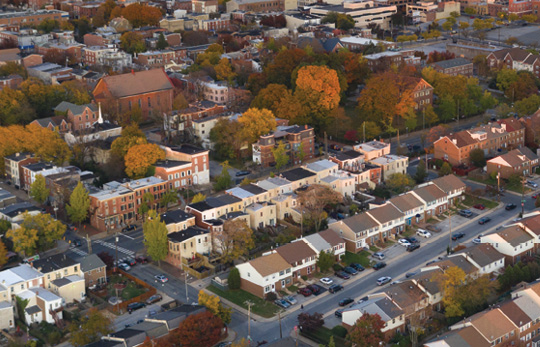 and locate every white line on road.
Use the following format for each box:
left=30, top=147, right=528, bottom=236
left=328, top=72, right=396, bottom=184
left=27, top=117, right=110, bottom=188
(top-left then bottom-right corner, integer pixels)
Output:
left=69, top=247, right=87, bottom=256
left=94, top=240, right=135, bottom=256
left=121, top=234, right=135, bottom=240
